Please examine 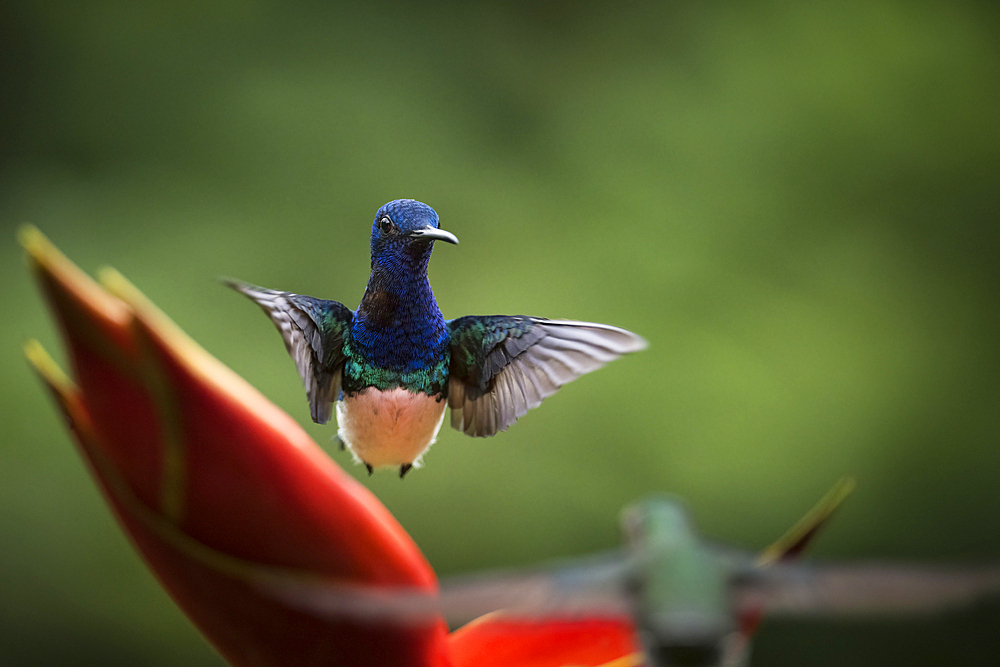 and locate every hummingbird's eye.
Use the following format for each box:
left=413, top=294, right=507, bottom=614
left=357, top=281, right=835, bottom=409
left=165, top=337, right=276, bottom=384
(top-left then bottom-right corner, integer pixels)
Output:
left=379, top=216, right=394, bottom=234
